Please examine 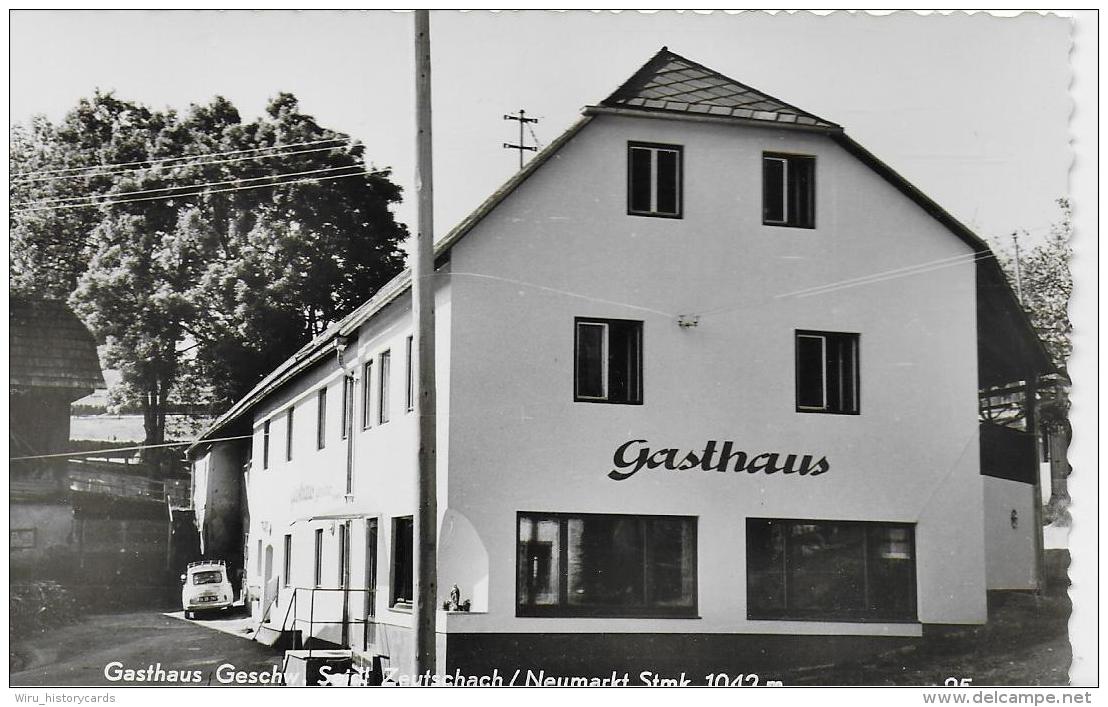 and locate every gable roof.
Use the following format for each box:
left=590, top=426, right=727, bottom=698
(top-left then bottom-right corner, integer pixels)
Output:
left=599, top=47, right=839, bottom=129
left=192, top=47, right=1053, bottom=450
left=9, top=297, right=104, bottom=398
